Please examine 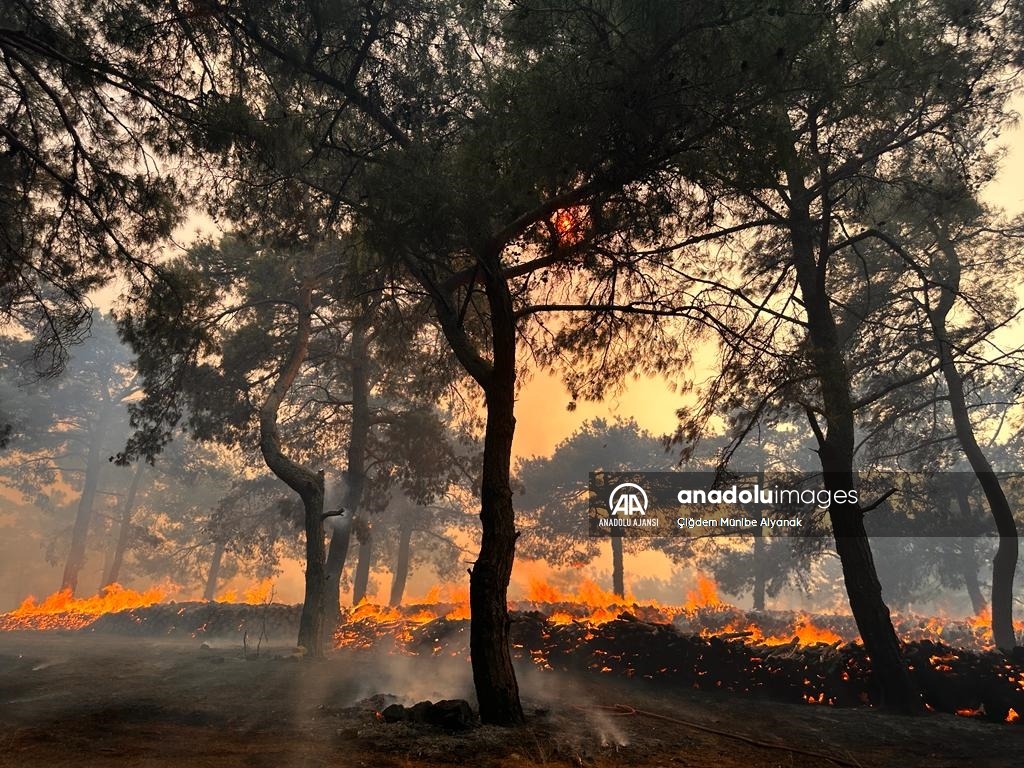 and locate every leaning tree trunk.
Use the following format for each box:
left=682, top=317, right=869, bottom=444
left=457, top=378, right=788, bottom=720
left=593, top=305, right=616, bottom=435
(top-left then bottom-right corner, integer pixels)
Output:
left=789, top=185, right=921, bottom=713
left=258, top=284, right=327, bottom=658
left=929, top=229, right=1018, bottom=651
left=389, top=513, right=414, bottom=607
left=62, top=403, right=111, bottom=594
left=102, top=461, right=145, bottom=588
left=325, top=313, right=372, bottom=629
left=610, top=534, right=625, bottom=598
left=352, top=524, right=373, bottom=605
left=203, top=540, right=226, bottom=602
